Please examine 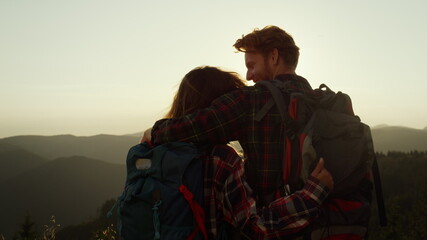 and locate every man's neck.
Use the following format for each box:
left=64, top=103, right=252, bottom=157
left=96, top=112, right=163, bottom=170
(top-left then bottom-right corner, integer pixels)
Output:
left=273, top=69, right=296, bottom=79
left=272, top=62, right=296, bottom=77
left=280, top=69, right=296, bottom=75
